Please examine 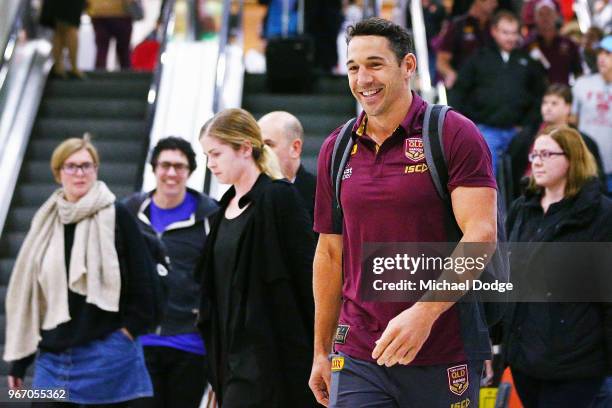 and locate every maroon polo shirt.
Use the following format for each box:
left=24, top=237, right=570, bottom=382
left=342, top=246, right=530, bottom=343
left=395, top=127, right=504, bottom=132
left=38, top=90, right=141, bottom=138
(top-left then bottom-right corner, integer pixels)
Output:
left=437, top=14, right=493, bottom=71
left=314, top=93, right=496, bottom=364
left=523, top=34, right=581, bottom=85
